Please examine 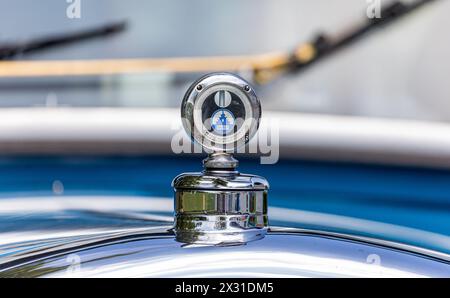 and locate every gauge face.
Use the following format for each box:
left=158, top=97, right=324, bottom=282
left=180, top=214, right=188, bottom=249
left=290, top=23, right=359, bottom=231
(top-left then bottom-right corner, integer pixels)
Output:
left=200, top=87, right=247, bottom=137
left=181, top=73, right=261, bottom=153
